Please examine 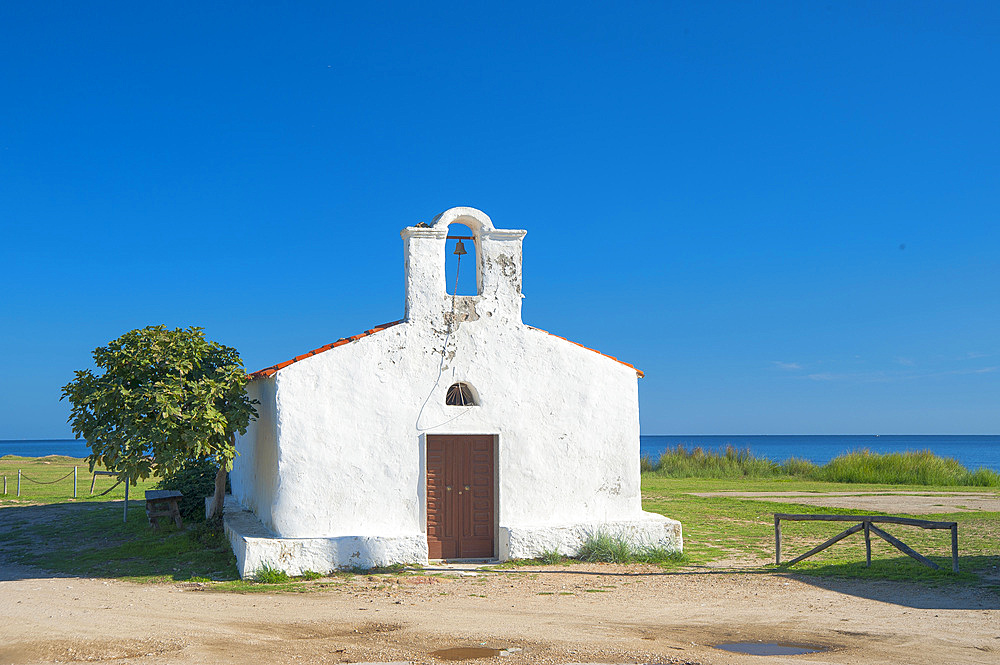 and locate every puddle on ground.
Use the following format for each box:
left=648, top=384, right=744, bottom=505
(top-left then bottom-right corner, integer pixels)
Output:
left=431, top=647, right=503, bottom=660
left=714, top=642, right=827, bottom=656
